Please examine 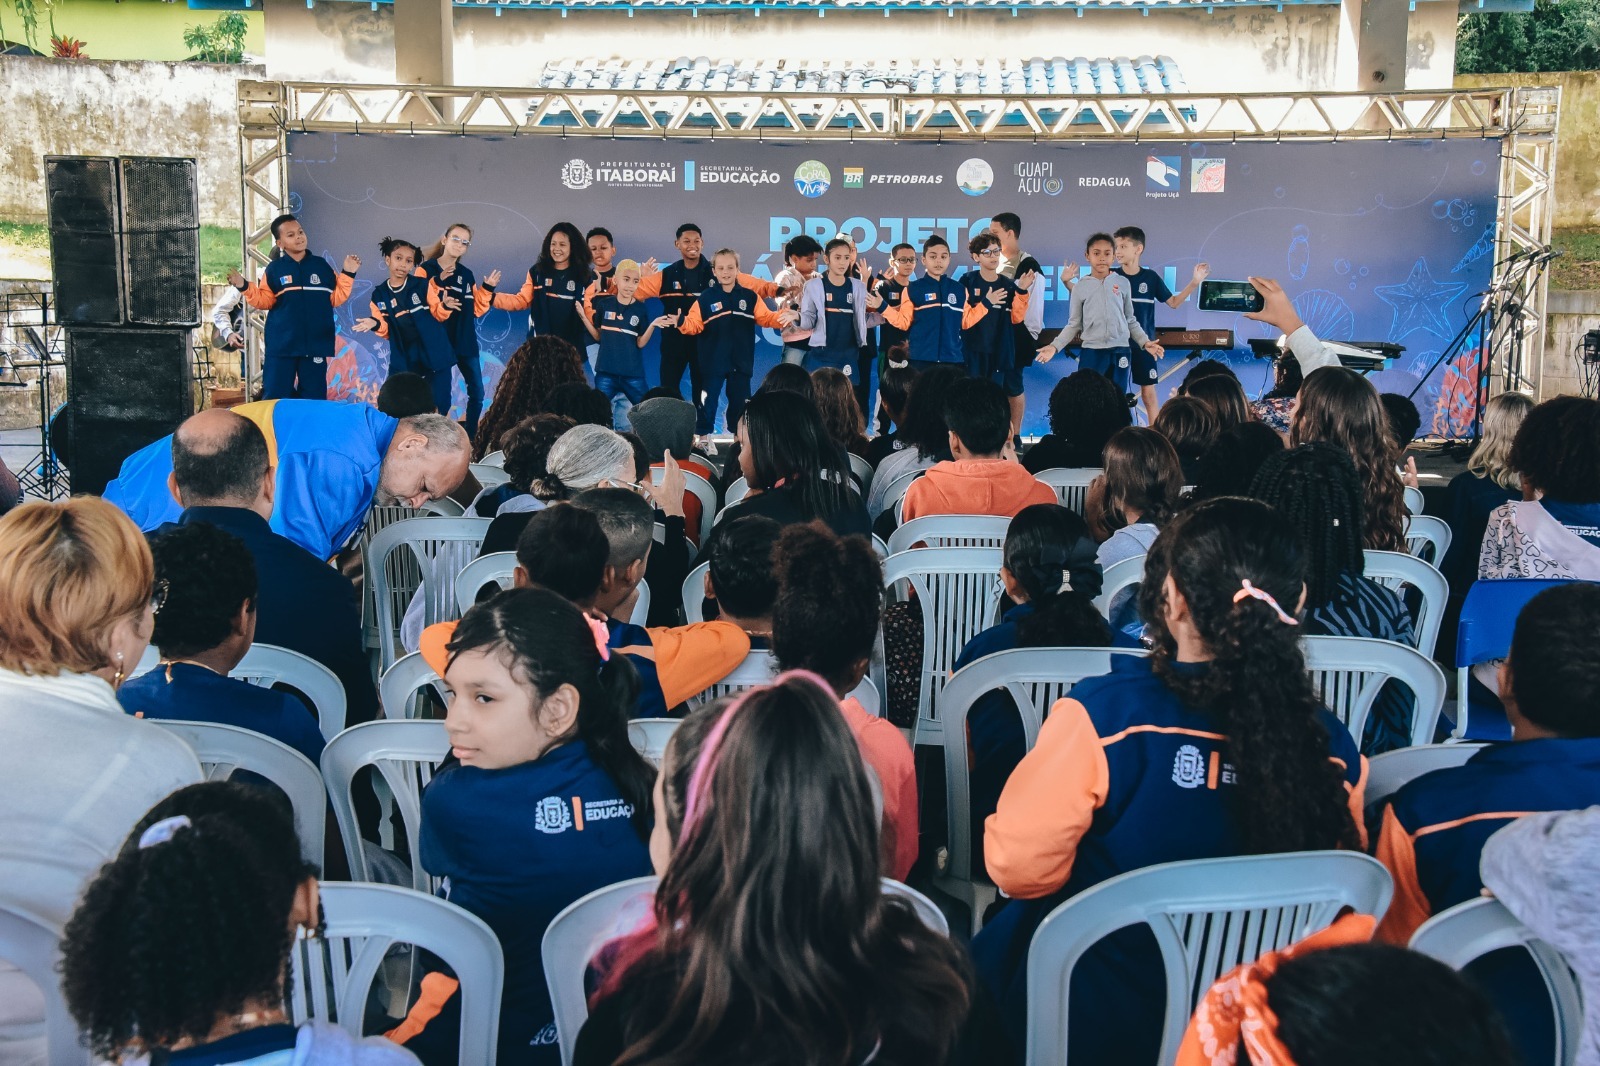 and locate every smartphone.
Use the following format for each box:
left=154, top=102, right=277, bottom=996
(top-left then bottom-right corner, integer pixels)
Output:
left=1198, top=280, right=1266, bottom=314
